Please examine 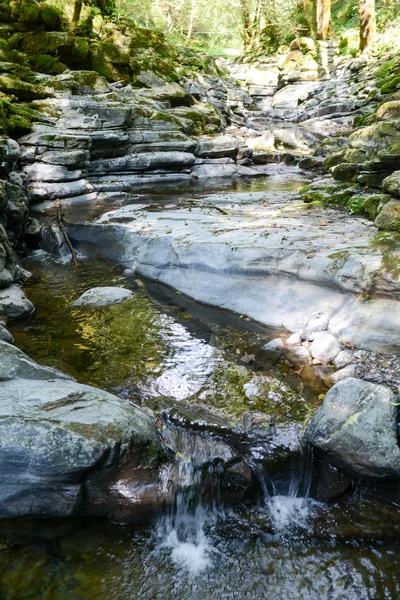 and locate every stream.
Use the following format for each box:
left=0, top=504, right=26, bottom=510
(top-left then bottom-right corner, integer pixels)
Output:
left=2, top=170, right=400, bottom=599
